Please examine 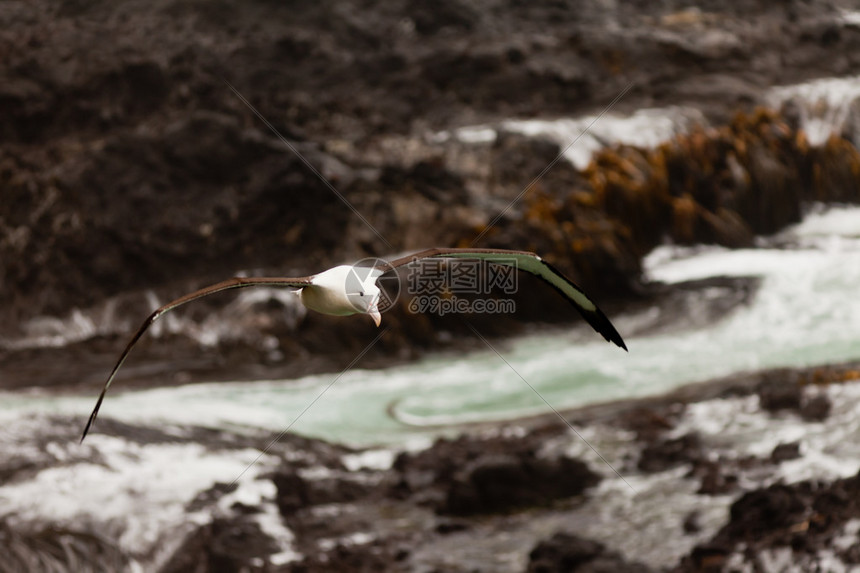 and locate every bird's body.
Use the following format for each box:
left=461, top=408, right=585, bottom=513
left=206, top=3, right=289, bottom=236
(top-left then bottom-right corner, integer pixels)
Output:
left=80, top=248, right=626, bottom=441
left=299, top=265, right=382, bottom=323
